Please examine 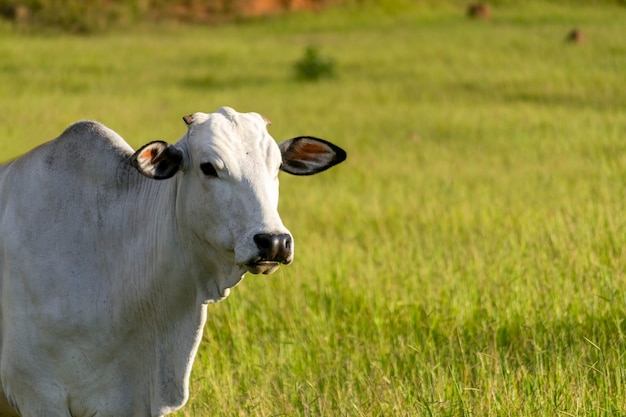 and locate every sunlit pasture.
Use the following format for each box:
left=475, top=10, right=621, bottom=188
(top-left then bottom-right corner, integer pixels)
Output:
left=1, top=1, right=625, bottom=415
